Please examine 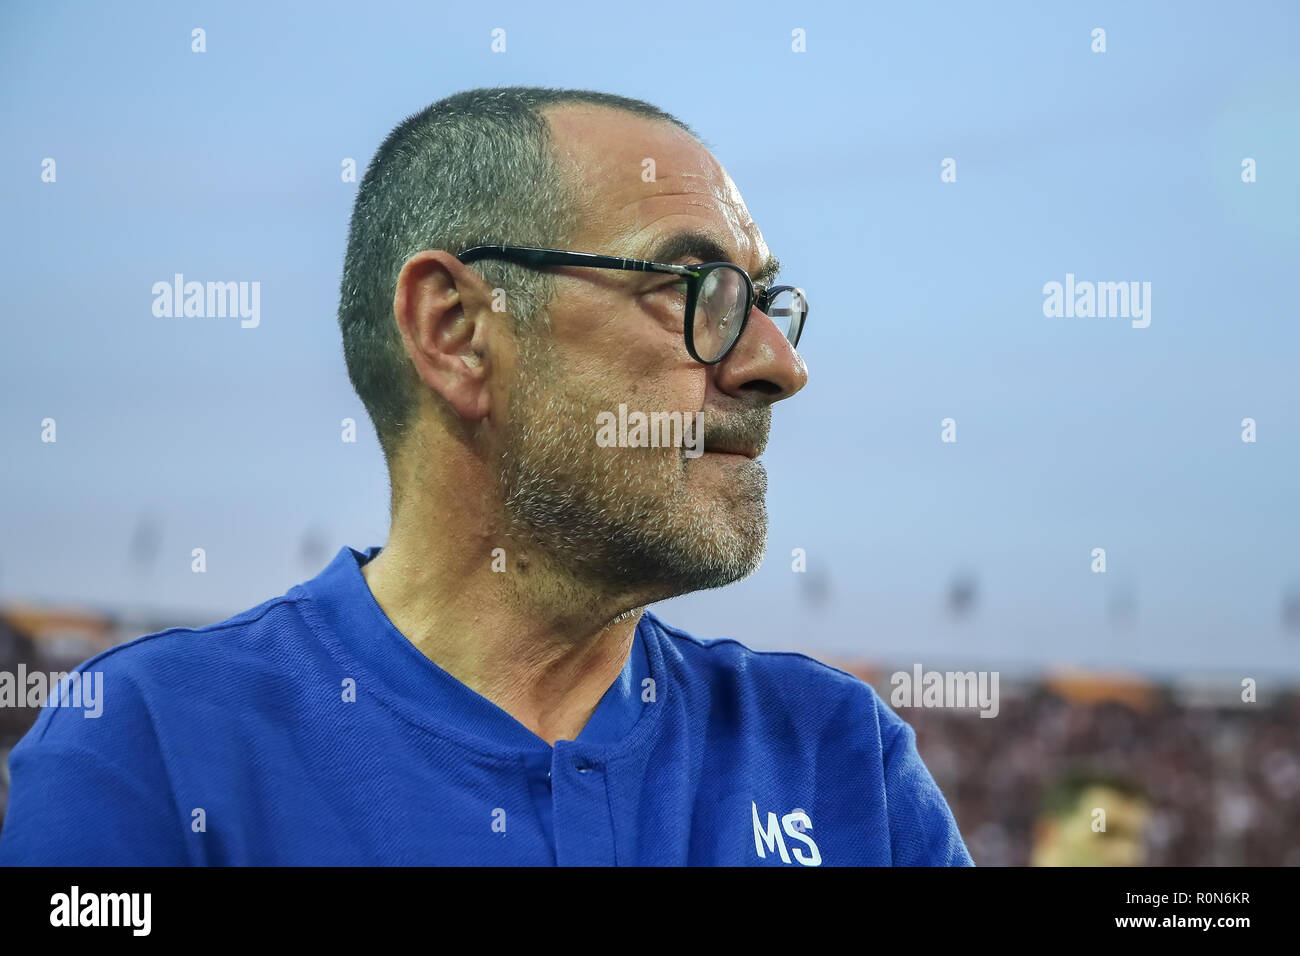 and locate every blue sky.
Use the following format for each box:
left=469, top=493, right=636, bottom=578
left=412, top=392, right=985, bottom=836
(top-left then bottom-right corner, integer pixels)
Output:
left=2, top=1, right=1297, bottom=679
